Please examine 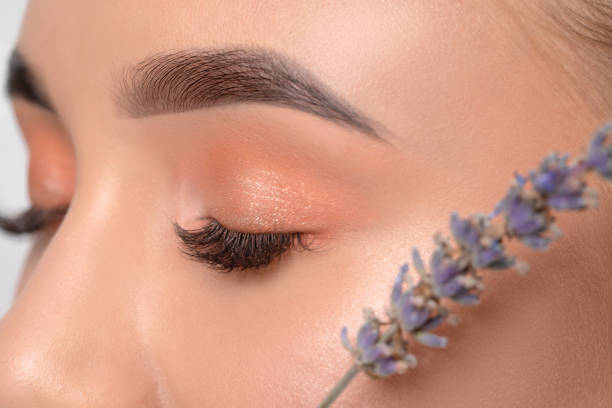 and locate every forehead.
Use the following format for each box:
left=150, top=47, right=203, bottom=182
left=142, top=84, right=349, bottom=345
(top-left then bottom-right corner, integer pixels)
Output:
left=16, top=1, right=544, bottom=156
